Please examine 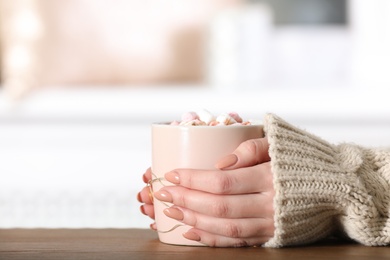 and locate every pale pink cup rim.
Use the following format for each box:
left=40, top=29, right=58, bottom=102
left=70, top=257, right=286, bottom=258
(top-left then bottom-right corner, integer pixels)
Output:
left=152, top=122, right=263, bottom=128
